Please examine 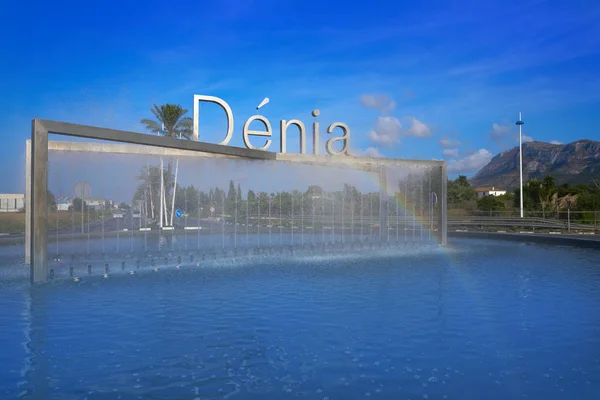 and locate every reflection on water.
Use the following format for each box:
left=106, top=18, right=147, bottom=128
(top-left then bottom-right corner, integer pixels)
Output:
left=1, top=238, right=599, bottom=399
